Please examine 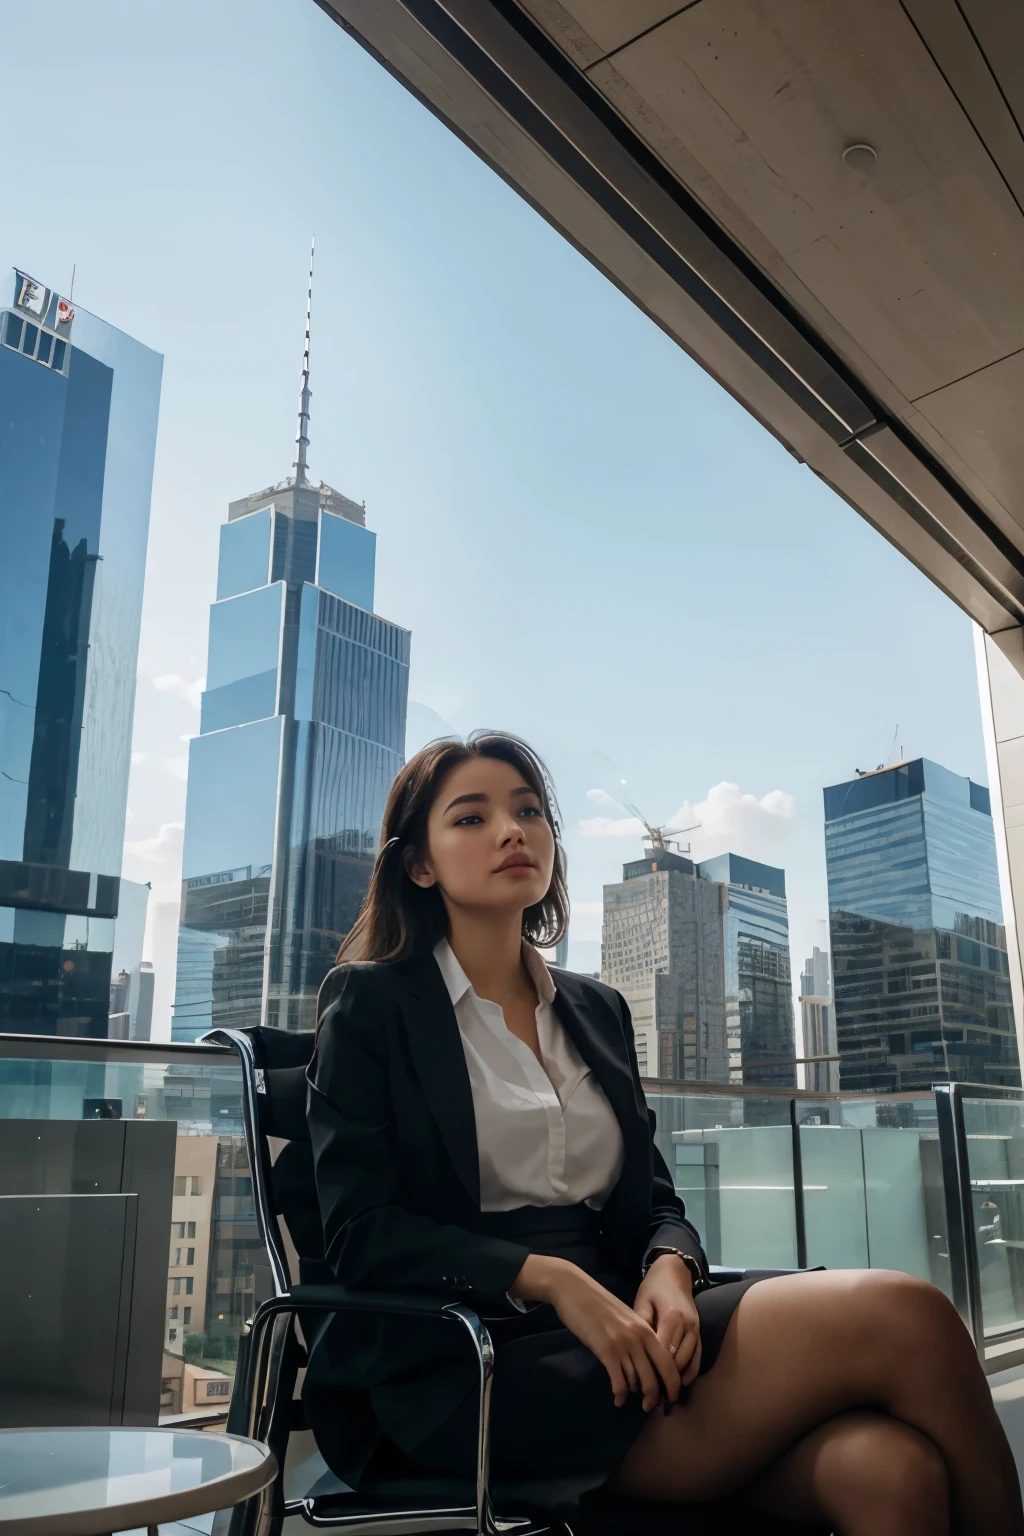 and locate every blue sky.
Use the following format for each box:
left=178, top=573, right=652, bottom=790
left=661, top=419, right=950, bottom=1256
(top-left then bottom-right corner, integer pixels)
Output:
left=4, top=0, right=987, bottom=1034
